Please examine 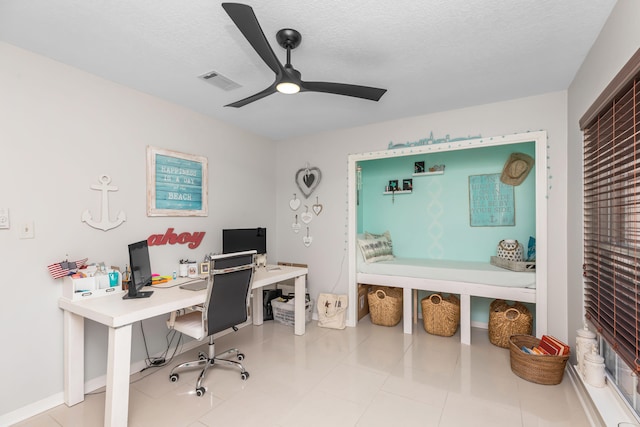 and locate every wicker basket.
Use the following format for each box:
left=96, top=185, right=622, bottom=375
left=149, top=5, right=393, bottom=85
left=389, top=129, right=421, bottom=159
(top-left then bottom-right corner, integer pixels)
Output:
left=488, top=299, right=533, bottom=348
left=509, top=335, right=570, bottom=385
left=421, top=293, right=460, bottom=337
left=368, top=287, right=403, bottom=326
